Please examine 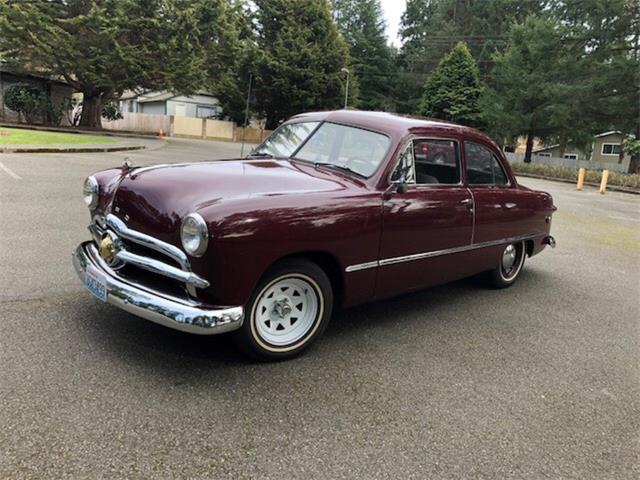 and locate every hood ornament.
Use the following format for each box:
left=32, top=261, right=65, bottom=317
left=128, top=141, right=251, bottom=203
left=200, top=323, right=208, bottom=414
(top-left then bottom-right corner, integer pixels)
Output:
left=122, top=157, right=133, bottom=170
